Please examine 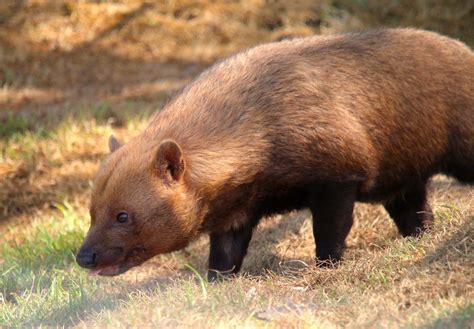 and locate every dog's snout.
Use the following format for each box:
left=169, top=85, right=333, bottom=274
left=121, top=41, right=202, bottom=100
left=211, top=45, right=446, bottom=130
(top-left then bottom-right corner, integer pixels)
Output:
left=76, top=248, right=97, bottom=269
